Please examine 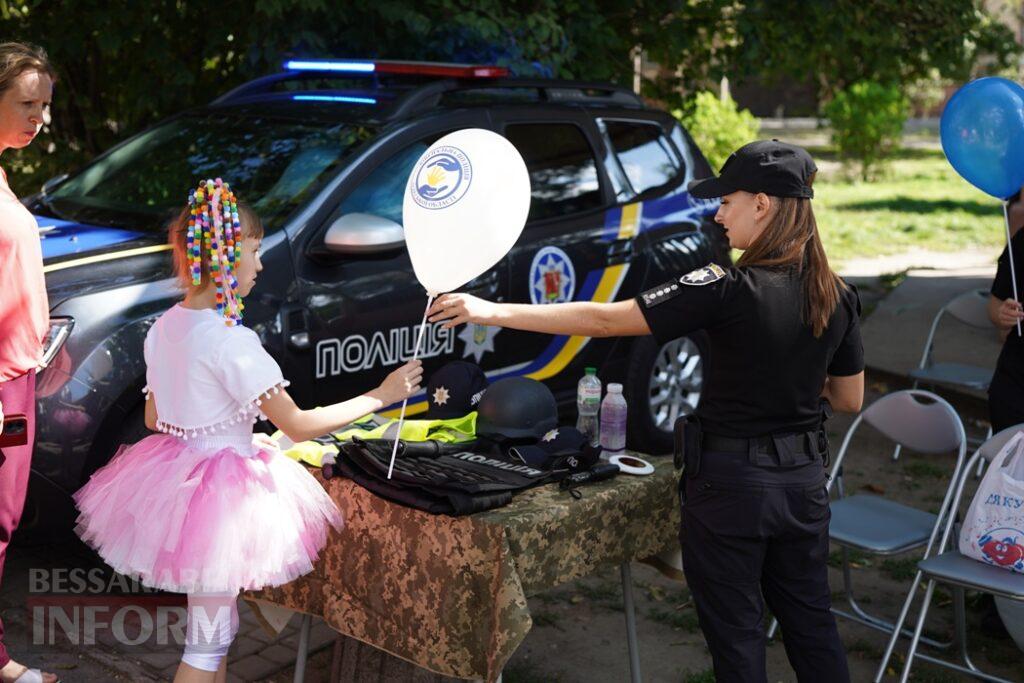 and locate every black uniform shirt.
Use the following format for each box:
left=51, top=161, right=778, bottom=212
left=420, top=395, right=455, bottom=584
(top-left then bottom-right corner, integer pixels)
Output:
left=636, top=264, right=864, bottom=437
left=992, top=228, right=1024, bottom=375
